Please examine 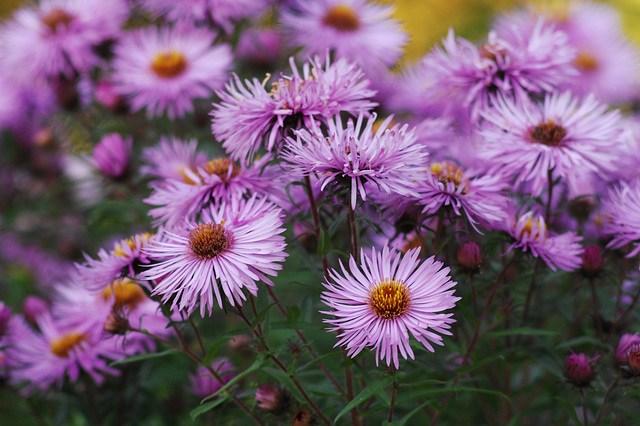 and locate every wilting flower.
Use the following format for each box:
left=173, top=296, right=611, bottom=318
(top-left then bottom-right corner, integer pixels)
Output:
left=283, top=114, right=428, bottom=209
left=211, top=55, right=376, bottom=162
left=189, top=358, right=234, bottom=399
left=478, top=91, right=622, bottom=197
left=255, top=384, right=290, bottom=414
left=321, top=245, right=459, bottom=369
left=141, top=196, right=287, bottom=316
left=93, top=133, right=131, bottom=178
left=0, top=0, right=128, bottom=83
left=603, top=179, right=640, bottom=260
left=281, top=0, right=407, bottom=72
left=615, top=333, right=640, bottom=367
left=112, top=21, right=232, bottom=118
left=504, top=210, right=583, bottom=271
left=565, top=353, right=599, bottom=387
